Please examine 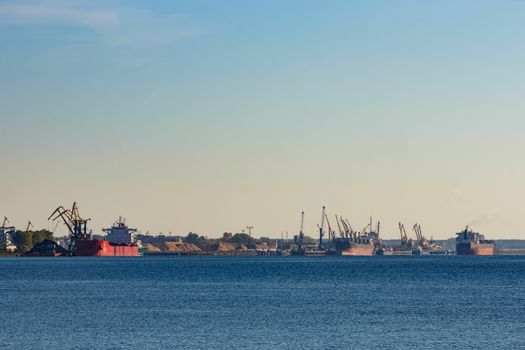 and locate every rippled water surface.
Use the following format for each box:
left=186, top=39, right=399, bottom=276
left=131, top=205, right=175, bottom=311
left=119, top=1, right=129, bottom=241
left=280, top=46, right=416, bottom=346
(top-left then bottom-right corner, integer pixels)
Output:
left=1, top=256, right=524, bottom=349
